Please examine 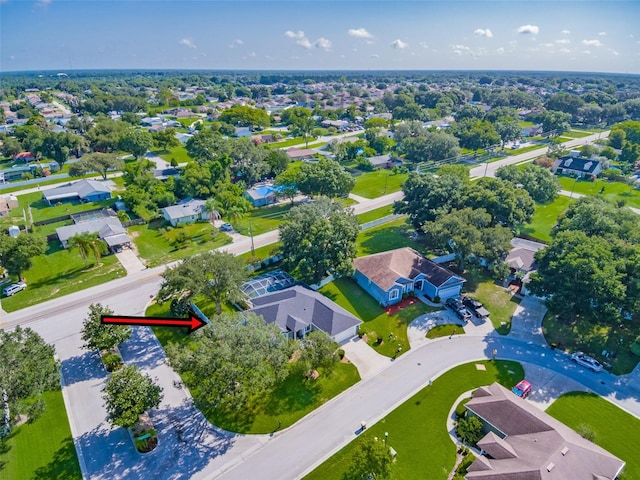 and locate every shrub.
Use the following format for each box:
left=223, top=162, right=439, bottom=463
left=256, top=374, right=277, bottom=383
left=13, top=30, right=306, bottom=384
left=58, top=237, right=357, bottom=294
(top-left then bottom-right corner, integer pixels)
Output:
left=134, top=428, right=158, bottom=453
left=433, top=295, right=441, bottom=304
left=337, top=349, right=345, bottom=360
left=576, top=424, right=596, bottom=442
left=455, top=398, right=470, bottom=419
left=102, top=352, right=123, bottom=372
left=456, top=416, right=484, bottom=446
